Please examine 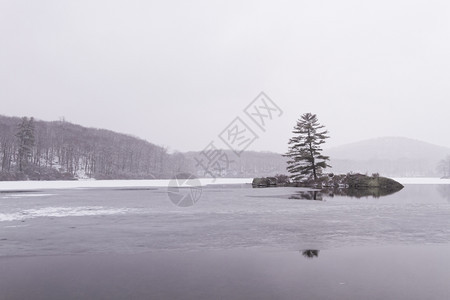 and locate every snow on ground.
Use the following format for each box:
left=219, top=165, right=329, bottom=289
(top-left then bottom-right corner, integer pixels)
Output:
left=393, top=177, right=450, bottom=185
left=0, top=178, right=254, bottom=191
left=1, top=193, right=55, bottom=199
